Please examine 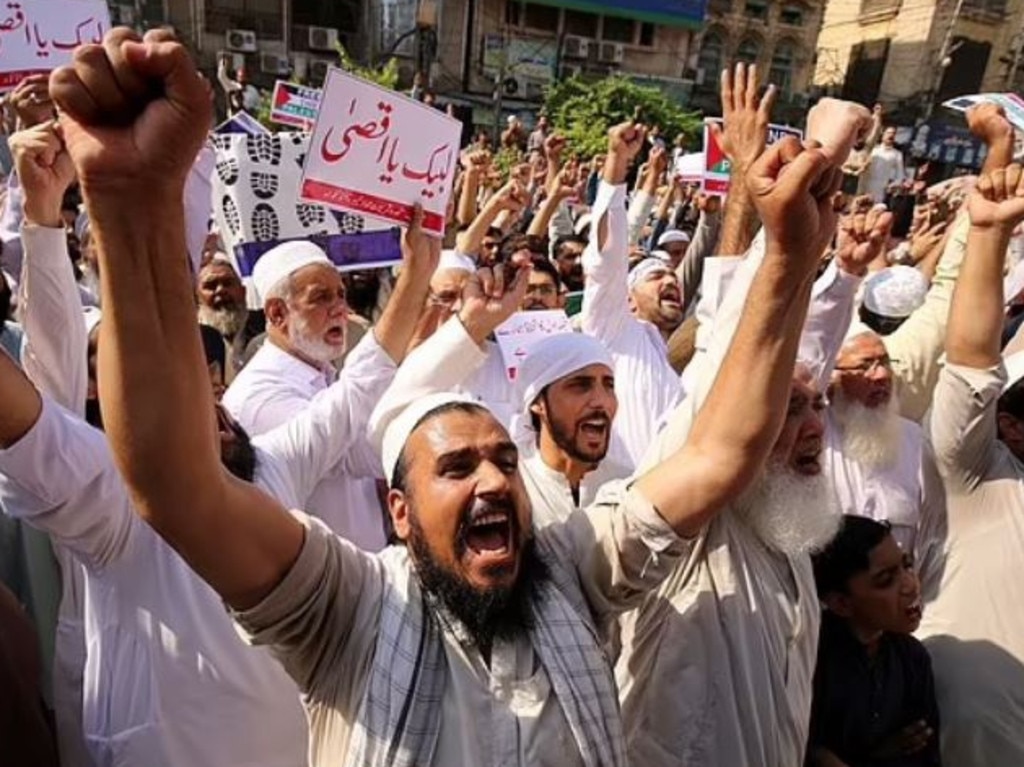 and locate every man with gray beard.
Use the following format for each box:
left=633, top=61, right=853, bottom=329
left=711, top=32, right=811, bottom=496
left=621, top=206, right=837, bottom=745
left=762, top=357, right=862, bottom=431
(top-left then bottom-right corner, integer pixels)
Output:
left=195, top=256, right=261, bottom=383
left=826, top=330, right=939, bottom=553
